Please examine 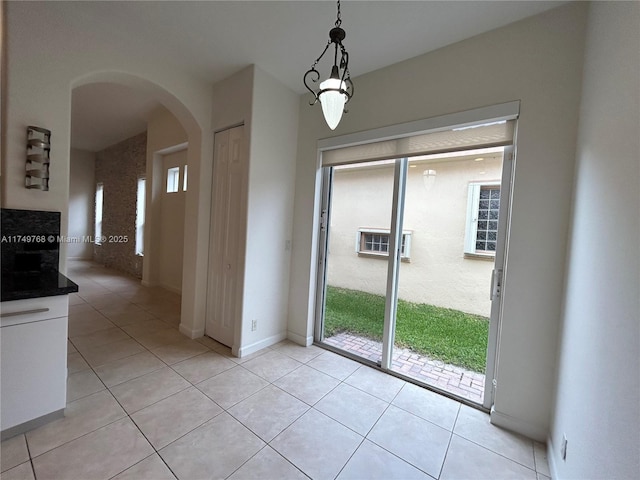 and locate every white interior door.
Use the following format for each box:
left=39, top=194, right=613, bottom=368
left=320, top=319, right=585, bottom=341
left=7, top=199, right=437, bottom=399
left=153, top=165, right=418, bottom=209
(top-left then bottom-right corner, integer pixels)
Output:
left=206, top=125, right=245, bottom=347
